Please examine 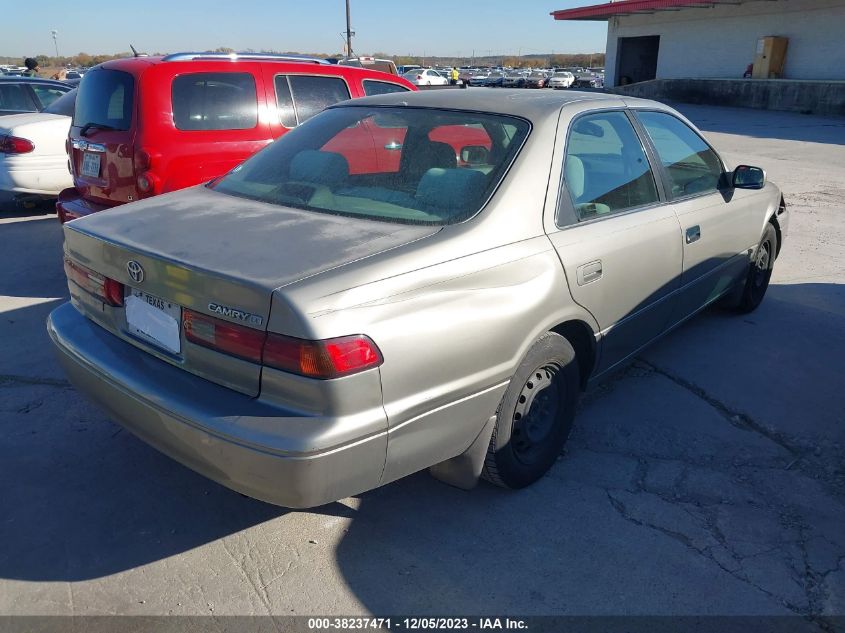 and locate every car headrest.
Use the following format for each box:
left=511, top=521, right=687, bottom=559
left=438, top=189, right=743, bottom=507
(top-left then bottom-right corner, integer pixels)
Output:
left=290, top=150, right=349, bottom=187
left=564, top=155, right=585, bottom=201
left=416, top=168, right=487, bottom=215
